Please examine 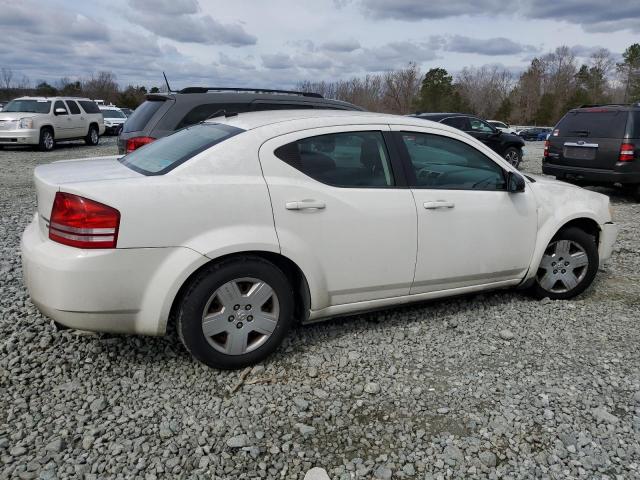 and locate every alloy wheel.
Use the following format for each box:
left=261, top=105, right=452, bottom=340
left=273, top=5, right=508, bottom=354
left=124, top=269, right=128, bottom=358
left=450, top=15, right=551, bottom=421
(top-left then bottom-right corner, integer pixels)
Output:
left=505, top=150, right=520, bottom=167
left=91, top=128, right=98, bottom=144
left=201, top=277, right=280, bottom=355
left=43, top=131, right=54, bottom=150
left=536, top=239, right=589, bottom=293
